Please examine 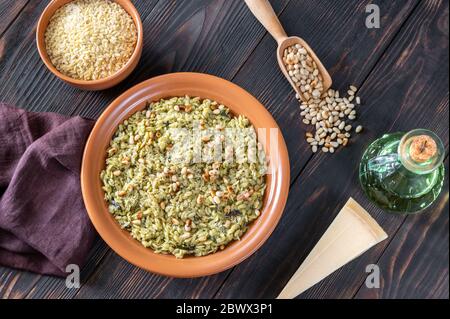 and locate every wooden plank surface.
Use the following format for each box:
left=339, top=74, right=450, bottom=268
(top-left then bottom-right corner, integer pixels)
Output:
left=70, top=0, right=425, bottom=299
left=0, top=0, right=28, bottom=36
left=0, top=0, right=291, bottom=299
left=215, top=0, right=449, bottom=299
left=0, top=0, right=160, bottom=114
left=66, top=0, right=293, bottom=299
left=231, top=0, right=422, bottom=178
left=355, top=158, right=449, bottom=299
left=0, top=0, right=161, bottom=299
left=0, top=0, right=448, bottom=299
